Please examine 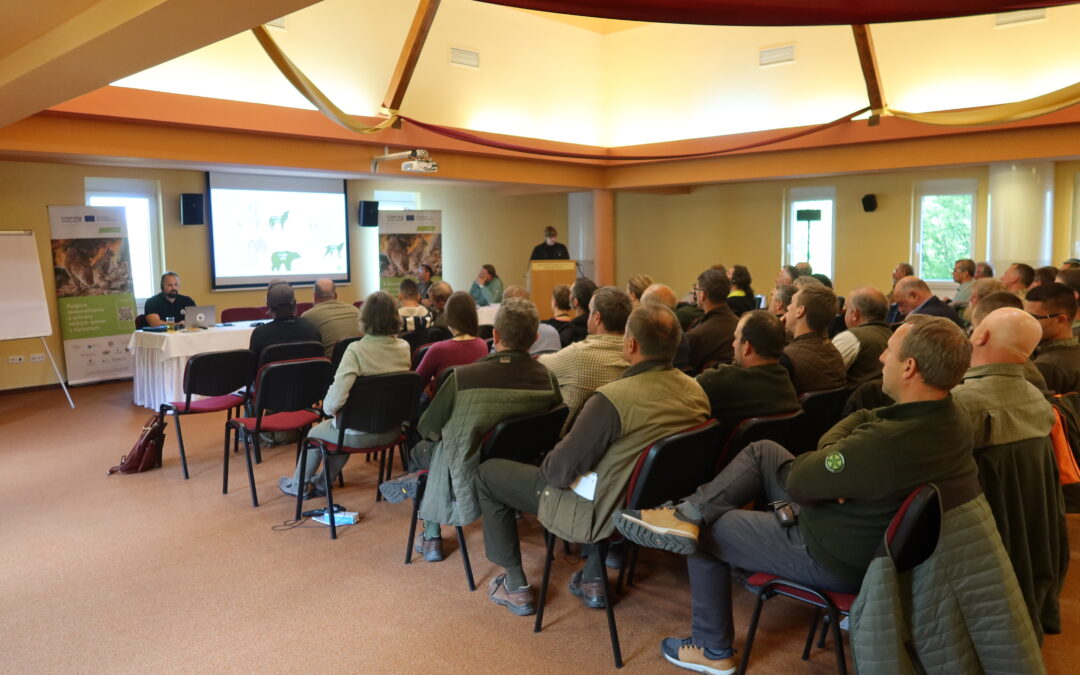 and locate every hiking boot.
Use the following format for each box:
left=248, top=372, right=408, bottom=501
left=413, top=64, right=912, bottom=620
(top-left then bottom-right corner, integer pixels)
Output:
left=660, top=637, right=737, bottom=675
left=379, top=470, right=424, bottom=503
left=488, top=574, right=535, bottom=616
left=615, top=507, right=699, bottom=555
left=568, top=570, right=606, bottom=609
left=414, top=533, right=443, bottom=562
